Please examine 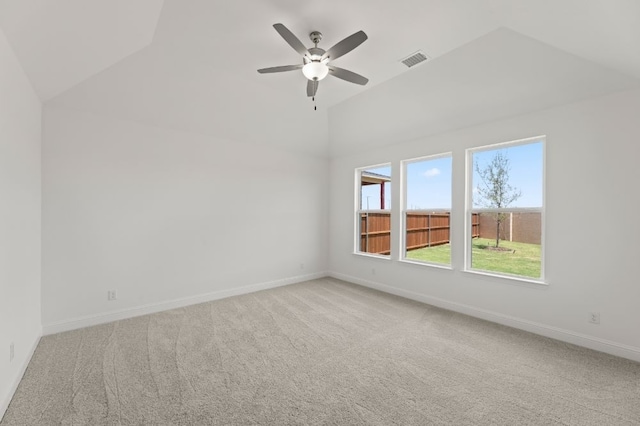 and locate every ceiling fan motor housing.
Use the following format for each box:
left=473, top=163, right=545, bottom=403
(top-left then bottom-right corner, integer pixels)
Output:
left=309, top=31, right=323, bottom=45
left=304, top=47, right=327, bottom=64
